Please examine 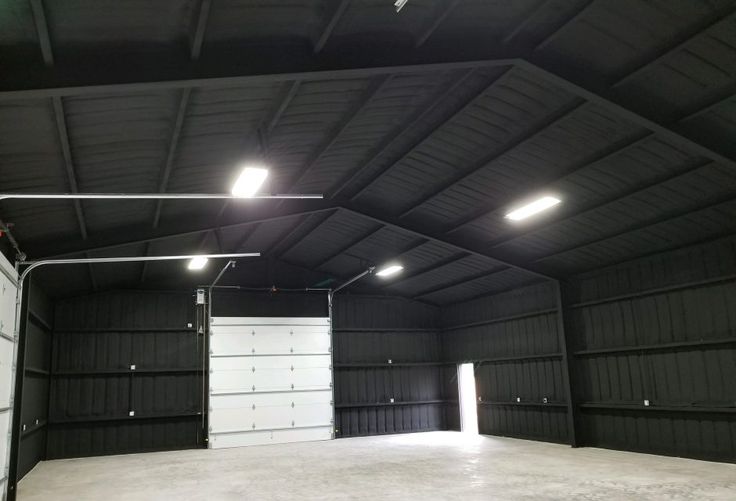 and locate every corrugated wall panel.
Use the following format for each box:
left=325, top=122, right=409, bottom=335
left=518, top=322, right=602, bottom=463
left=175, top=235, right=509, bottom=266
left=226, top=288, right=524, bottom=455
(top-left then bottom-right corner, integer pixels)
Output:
left=441, top=283, right=566, bottom=443
left=47, top=290, right=202, bottom=459
left=568, top=236, right=736, bottom=461
left=332, top=295, right=456, bottom=437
